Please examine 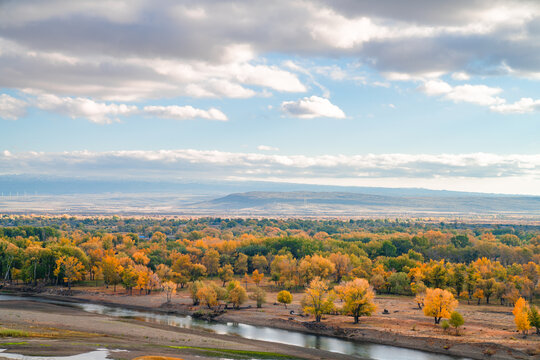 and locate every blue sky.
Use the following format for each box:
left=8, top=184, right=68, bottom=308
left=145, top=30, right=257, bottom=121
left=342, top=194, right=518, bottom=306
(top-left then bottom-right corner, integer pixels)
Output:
left=1, top=0, right=539, bottom=194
